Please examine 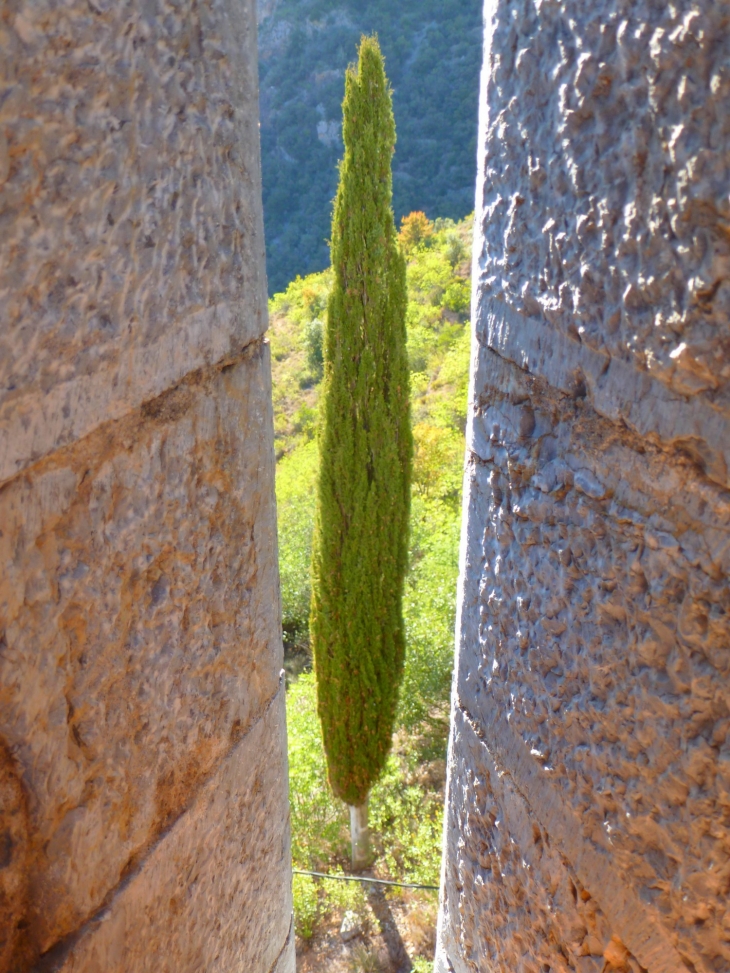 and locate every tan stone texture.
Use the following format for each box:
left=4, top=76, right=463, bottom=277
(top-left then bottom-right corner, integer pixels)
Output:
left=0, top=0, right=293, bottom=969
left=1, top=354, right=291, bottom=964
left=437, top=2, right=730, bottom=973
left=46, top=698, right=293, bottom=973
left=0, top=0, right=267, bottom=484
left=0, top=744, right=29, bottom=972
left=439, top=709, right=633, bottom=973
